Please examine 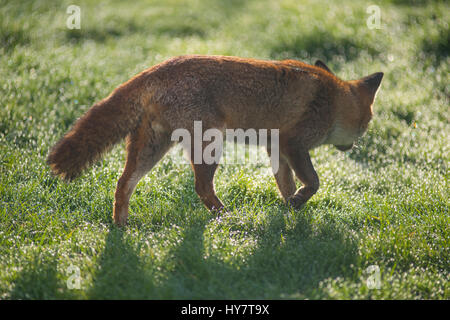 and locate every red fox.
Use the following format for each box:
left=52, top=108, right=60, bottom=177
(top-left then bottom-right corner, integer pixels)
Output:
left=47, top=55, right=383, bottom=226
